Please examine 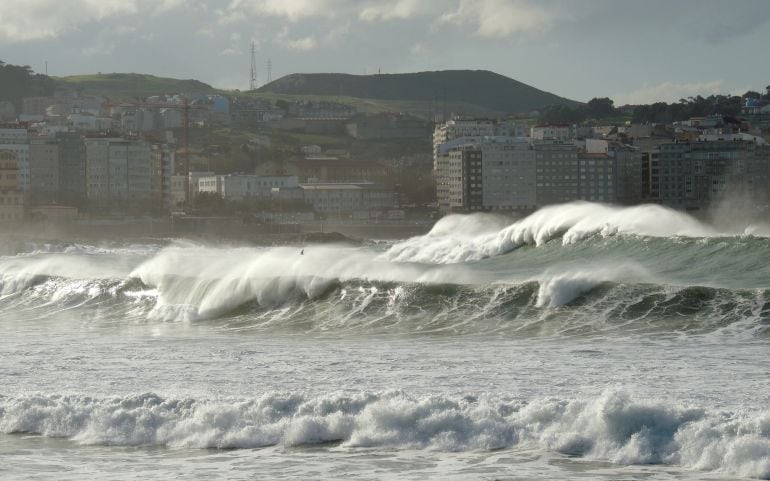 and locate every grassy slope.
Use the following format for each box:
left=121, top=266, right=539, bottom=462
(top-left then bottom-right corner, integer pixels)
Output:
left=237, top=90, right=508, bottom=118
left=53, top=71, right=548, bottom=118
left=54, top=73, right=215, bottom=98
